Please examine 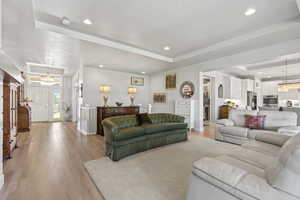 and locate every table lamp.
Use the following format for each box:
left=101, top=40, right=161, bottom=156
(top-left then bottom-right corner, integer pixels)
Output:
left=99, top=85, right=111, bottom=107
left=24, top=98, right=33, bottom=106
left=128, top=87, right=137, bottom=106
